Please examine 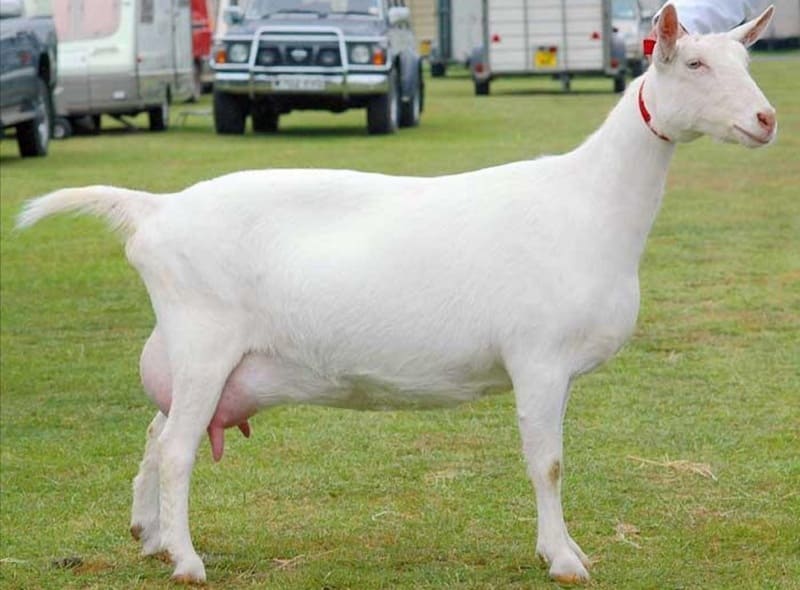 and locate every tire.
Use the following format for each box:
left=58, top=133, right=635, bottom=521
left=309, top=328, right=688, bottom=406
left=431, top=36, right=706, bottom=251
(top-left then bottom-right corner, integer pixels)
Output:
left=430, top=62, right=446, bottom=77
left=474, top=79, right=490, bottom=96
left=148, top=96, right=169, bottom=131
left=53, top=116, right=72, bottom=140
left=399, top=73, right=421, bottom=128
left=251, top=101, right=279, bottom=133
left=16, top=78, right=52, bottom=157
left=213, top=90, right=247, bottom=135
left=367, top=69, right=398, bottom=135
